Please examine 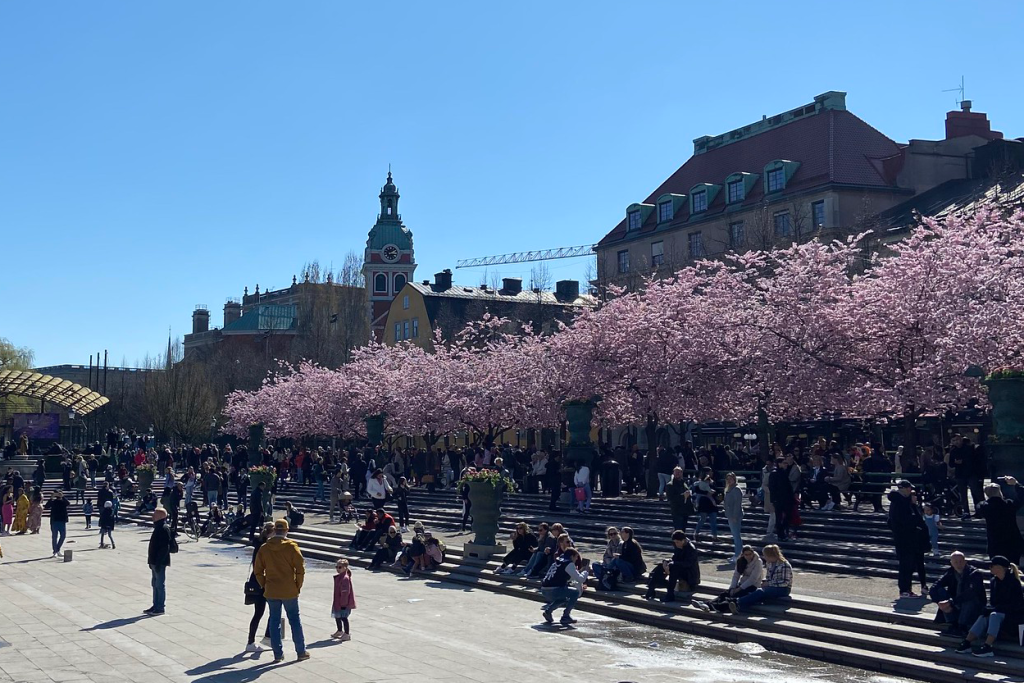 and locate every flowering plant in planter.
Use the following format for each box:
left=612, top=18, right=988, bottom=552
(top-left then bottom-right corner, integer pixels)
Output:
left=135, top=463, right=157, bottom=475
left=457, top=467, right=516, bottom=492
left=248, top=465, right=276, bottom=477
